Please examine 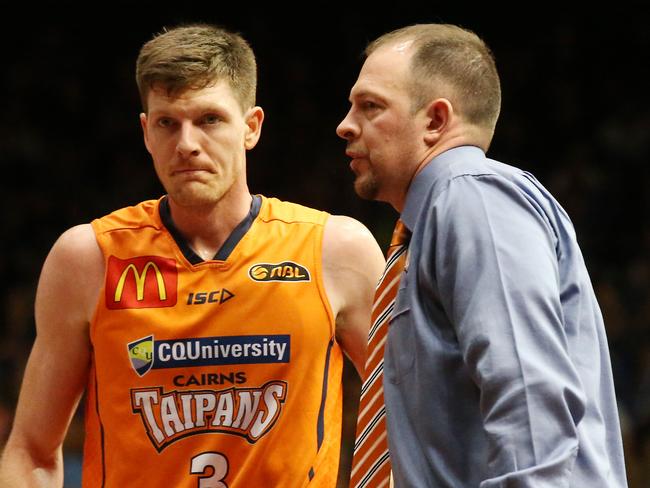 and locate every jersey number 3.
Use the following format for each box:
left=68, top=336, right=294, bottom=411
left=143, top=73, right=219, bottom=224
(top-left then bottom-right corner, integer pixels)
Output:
left=190, top=452, right=228, bottom=487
